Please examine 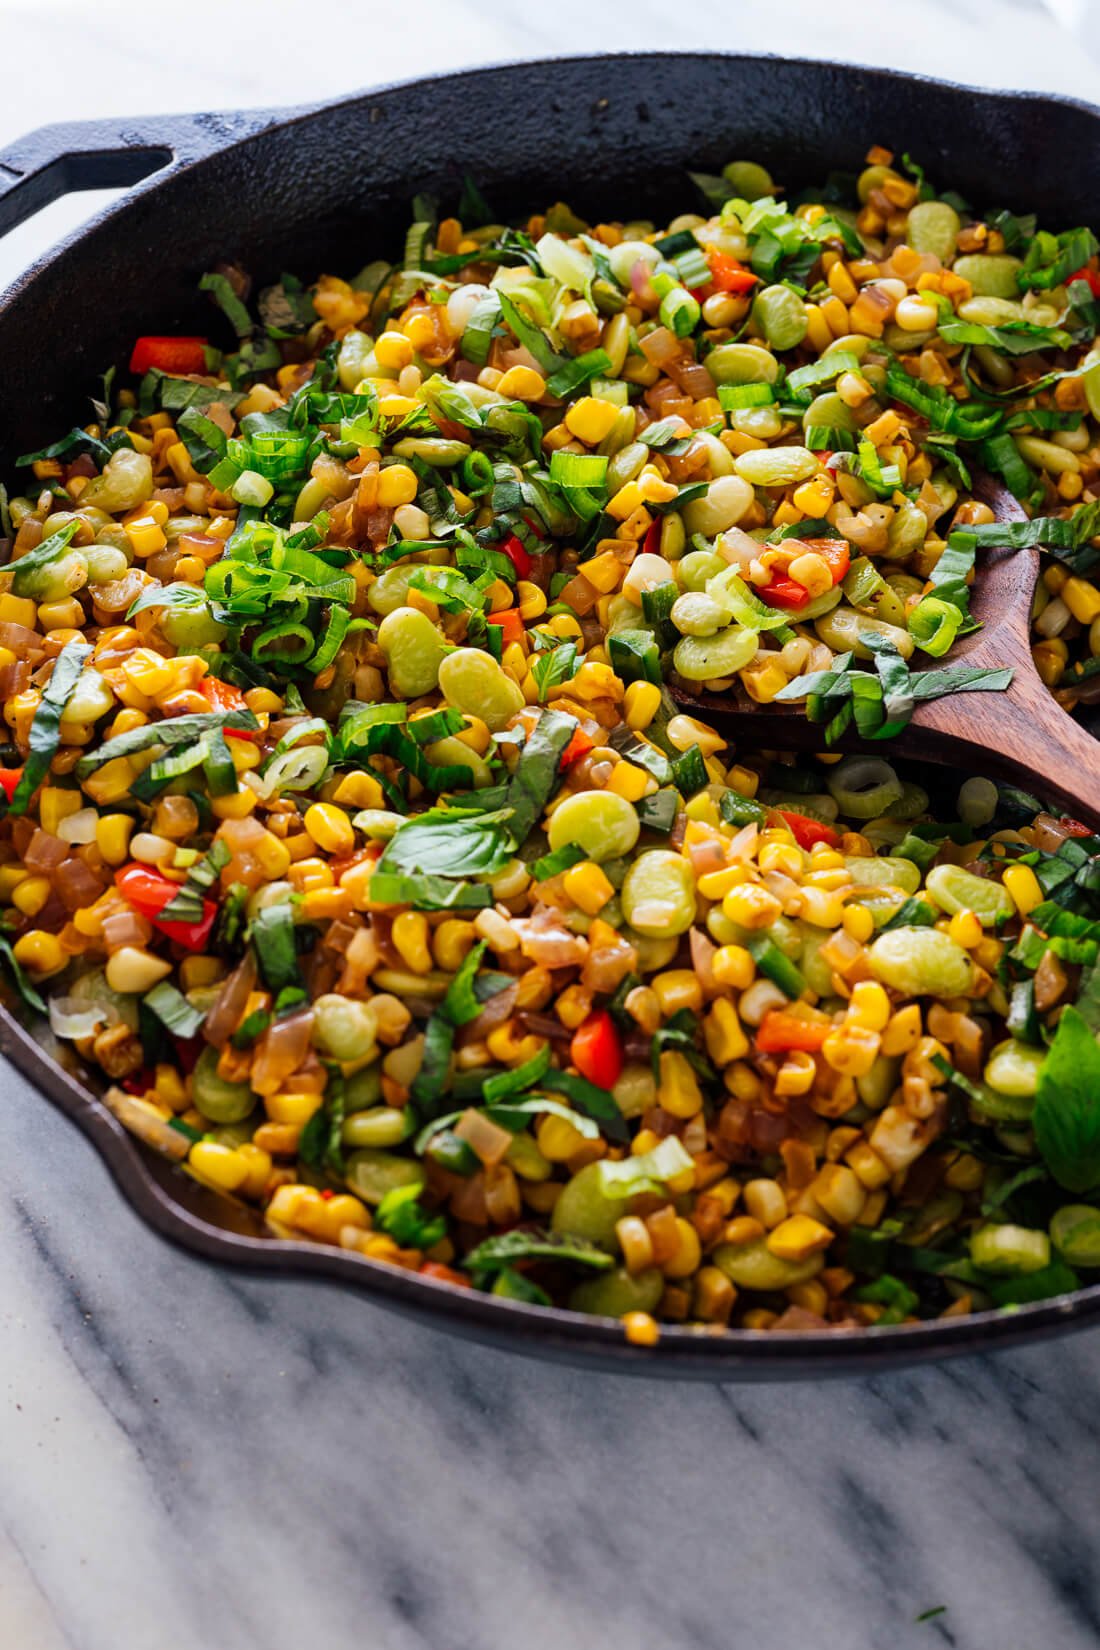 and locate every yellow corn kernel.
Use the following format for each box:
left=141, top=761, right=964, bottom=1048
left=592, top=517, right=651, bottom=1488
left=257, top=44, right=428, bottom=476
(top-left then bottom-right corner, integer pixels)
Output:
left=105, top=946, right=173, bottom=994
left=188, top=1141, right=249, bottom=1193
left=696, top=864, right=750, bottom=901
left=827, top=261, right=859, bottom=304
left=759, top=842, right=804, bottom=879
left=123, top=511, right=167, bottom=558
left=651, top=969, right=704, bottom=1018
left=742, top=1179, right=787, bottom=1228
left=766, top=1213, right=834, bottom=1262
left=722, top=883, right=783, bottom=930
left=288, top=856, right=335, bottom=894
left=636, top=470, right=678, bottom=506
left=803, top=303, right=834, bottom=354
left=947, top=909, right=983, bottom=948
left=792, top=473, right=835, bottom=516
left=705, top=998, right=750, bottom=1065
left=495, top=365, right=546, bottom=402
left=0, top=593, right=37, bottom=628
left=606, top=480, right=643, bottom=521
left=847, top=980, right=890, bottom=1033
left=775, top=1050, right=817, bottom=1096
left=516, top=580, right=547, bottom=621
left=12, top=930, right=66, bottom=975
left=303, top=801, right=356, bottom=856
left=210, top=788, right=257, bottom=820
left=881, top=1003, right=922, bottom=1057
left=564, top=396, right=620, bottom=445
left=622, top=1311, right=660, bottom=1348
left=712, top=944, right=755, bottom=991
left=331, top=770, right=385, bottom=810
left=299, top=887, right=354, bottom=924
left=974, top=935, right=1003, bottom=971
left=622, top=680, right=661, bottom=731
left=605, top=760, right=650, bottom=802
left=266, top=1091, right=324, bottom=1126
left=811, top=1163, right=866, bottom=1226
left=663, top=1217, right=702, bottom=1280
left=863, top=409, right=902, bottom=448
left=657, top=1049, right=704, bottom=1118
left=392, top=911, right=433, bottom=975
left=842, top=904, right=875, bottom=943
left=375, top=330, right=415, bottom=370
left=180, top=955, right=225, bottom=992
left=12, top=877, right=51, bottom=917
left=740, top=658, right=790, bottom=704
left=562, top=860, right=614, bottom=916
left=798, top=885, right=847, bottom=928
left=38, top=786, right=83, bottom=836
left=433, top=918, right=476, bottom=972
left=377, top=464, right=419, bottom=508
left=0, top=866, right=27, bottom=902
left=822, top=1024, right=880, bottom=1077
left=95, top=812, right=135, bottom=866
left=536, top=1112, right=589, bottom=1162
left=1002, top=863, right=1043, bottom=918
left=787, top=551, right=833, bottom=600
left=1062, top=577, right=1100, bottom=625
left=38, top=598, right=85, bottom=631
